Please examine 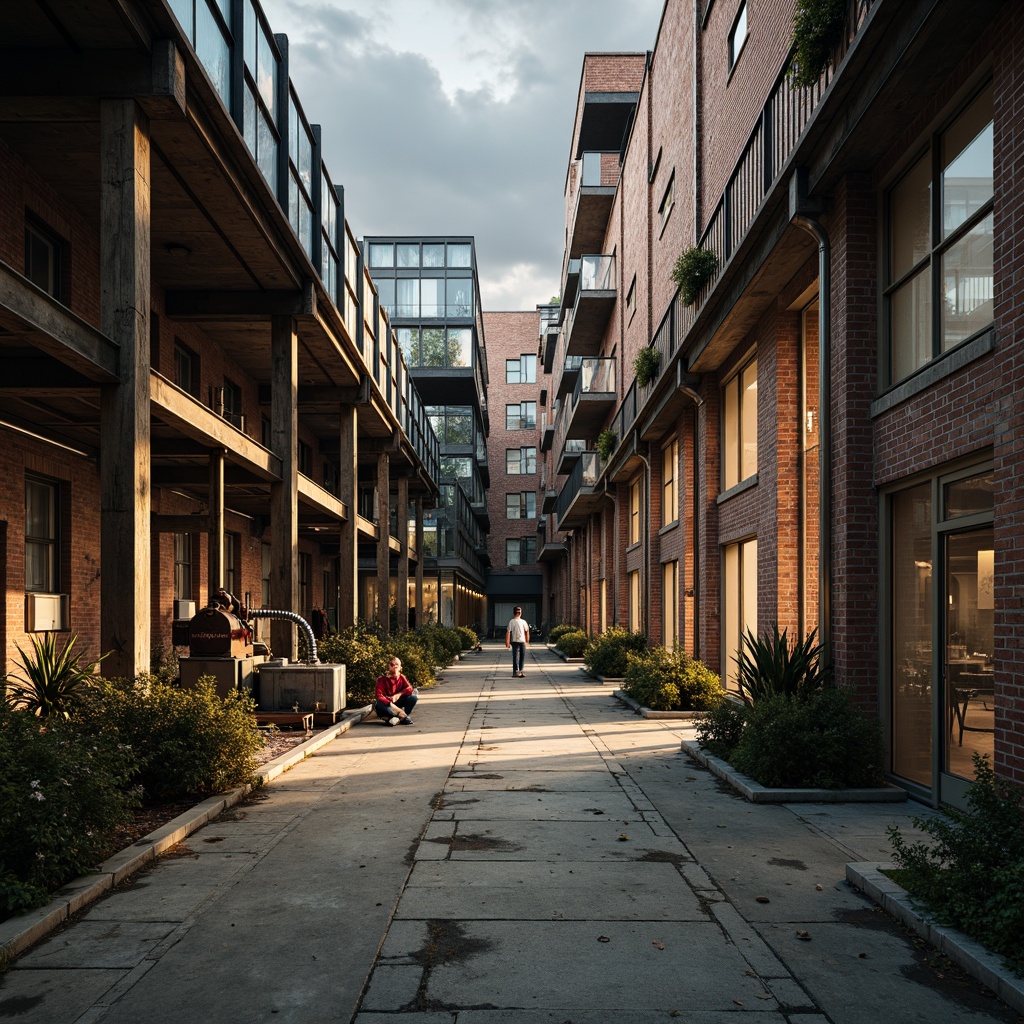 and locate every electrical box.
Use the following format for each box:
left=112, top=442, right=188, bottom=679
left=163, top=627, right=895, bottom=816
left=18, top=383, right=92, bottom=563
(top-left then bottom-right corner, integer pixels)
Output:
left=25, top=593, right=70, bottom=632
left=257, top=663, right=346, bottom=715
